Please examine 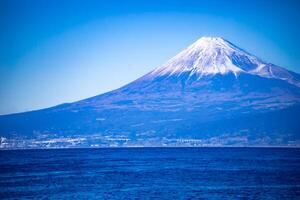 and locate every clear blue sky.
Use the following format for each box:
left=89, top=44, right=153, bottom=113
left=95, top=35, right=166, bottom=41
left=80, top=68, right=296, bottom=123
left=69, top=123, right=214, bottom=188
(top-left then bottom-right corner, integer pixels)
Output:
left=0, top=0, right=300, bottom=114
